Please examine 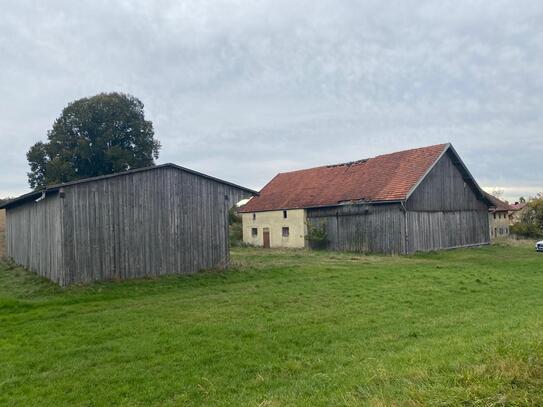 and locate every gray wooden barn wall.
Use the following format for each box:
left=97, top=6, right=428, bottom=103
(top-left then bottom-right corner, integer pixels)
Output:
left=5, top=195, right=65, bottom=284
left=306, top=203, right=405, bottom=254
left=306, top=151, right=489, bottom=255
left=406, top=210, right=489, bottom=253
left=60, top=167, right=251, bottom=285
left=5, top=167, right=252, bottom=285
left=405, top=150, right=489, bottom=252
left=406, top=150, right=488, bottom=212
